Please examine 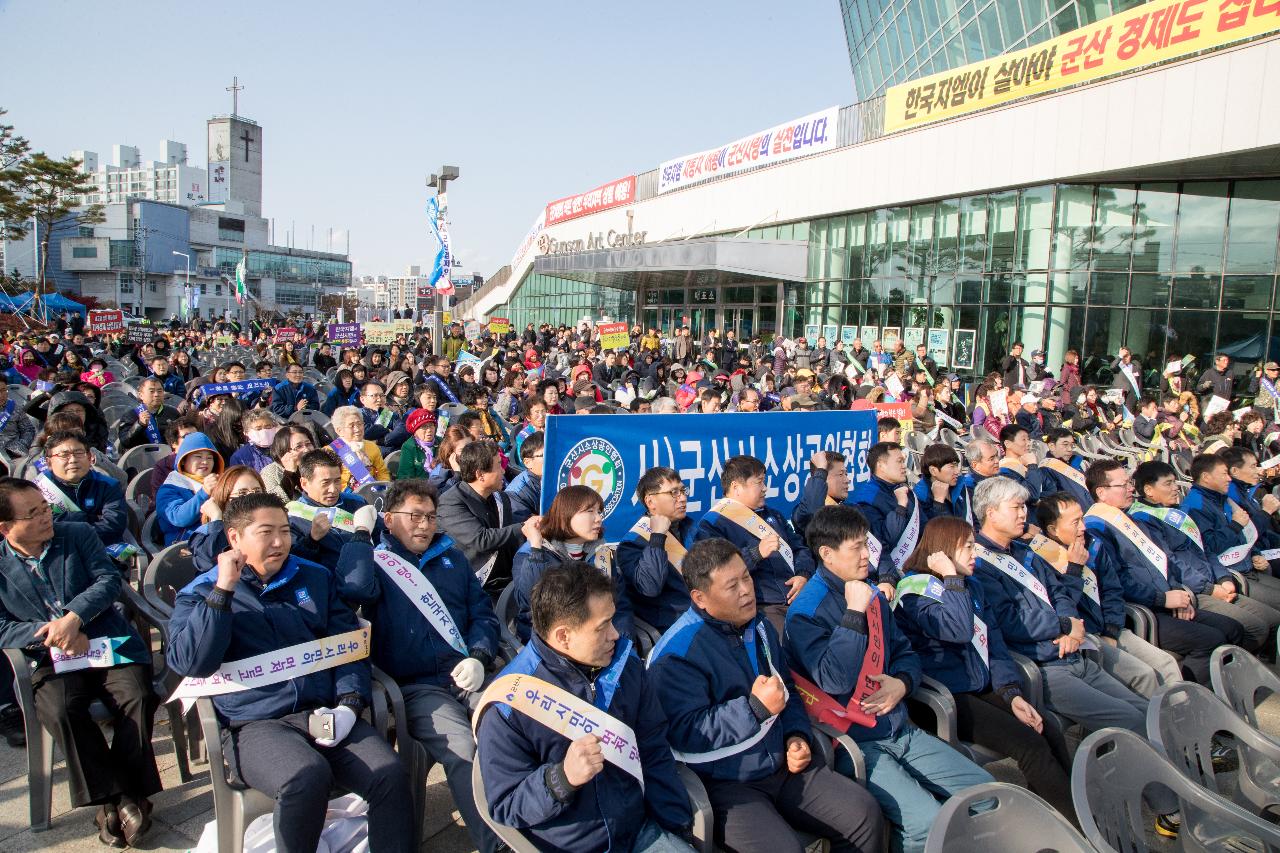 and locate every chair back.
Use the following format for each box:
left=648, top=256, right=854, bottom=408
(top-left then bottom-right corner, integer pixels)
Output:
left=125, top=469, right=155, bottom=517
left=469, top=759, right=546, bottom=853
left=383, top=450, right=401, bottom=477
left=924, top=782, right=1092, bottom=853
left=495, top=584, right=523, bottom=657
left=356, top=480, right=392, bottom=508
left=1072, top=727, right=1280, bottom=853
left=1210, top=644, right=1279, bottom=728
left=119, top=443, right=172, bottom=480
left=142, top=542, right=198, bottom=616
